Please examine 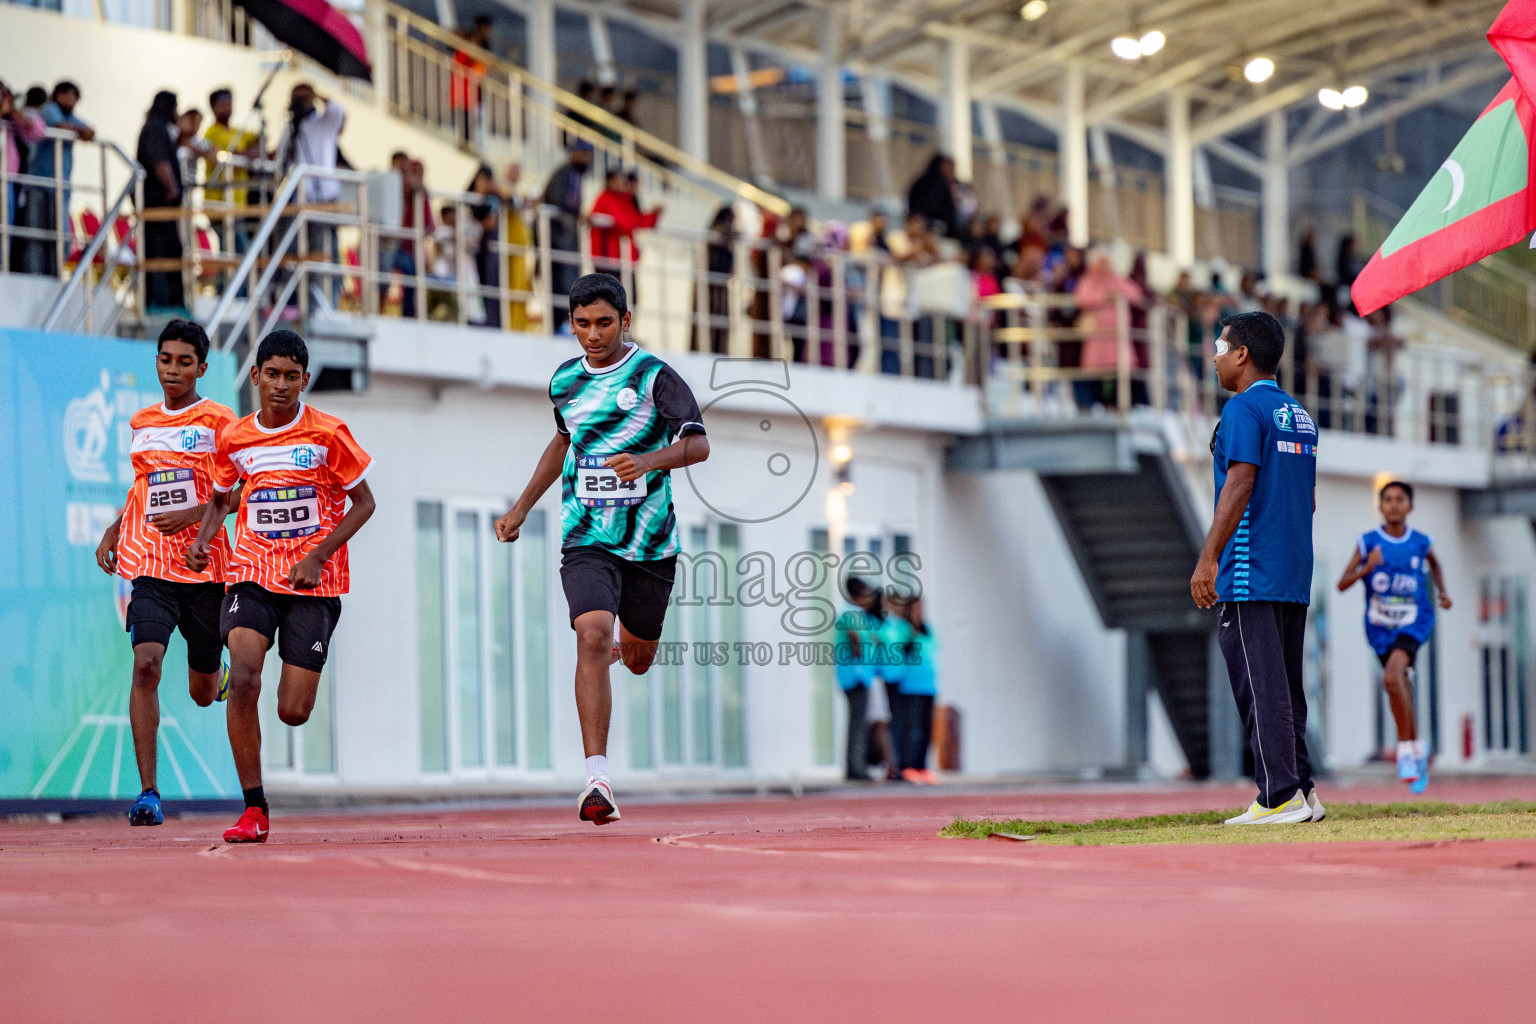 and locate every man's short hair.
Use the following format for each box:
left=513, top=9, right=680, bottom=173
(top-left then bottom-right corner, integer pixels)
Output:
left=1221, top=310, right=1286, bottom=373
left=569, top=273, right=628, bottom=318
left=52, top=81, right=80, bottom=101
left=256, top=329, right=309, bottom=370
left=209, top=88, right=233, bottom=108
left=158, top=318, right=210, bottom=362
left=1379, top=480, right=1414, bottom=504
